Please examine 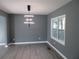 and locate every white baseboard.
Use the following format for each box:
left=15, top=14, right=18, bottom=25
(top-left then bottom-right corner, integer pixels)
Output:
left=5, top=45, right=8, bottom=48
left=0, top=43, right=8, bottom=48
left=47, top=41, right=67, bottom=59
left=0, top=43, right=6, bottom=46
left=8, top=41, right=67, bottom=59
left=9, top=41, right=47, bottom=45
